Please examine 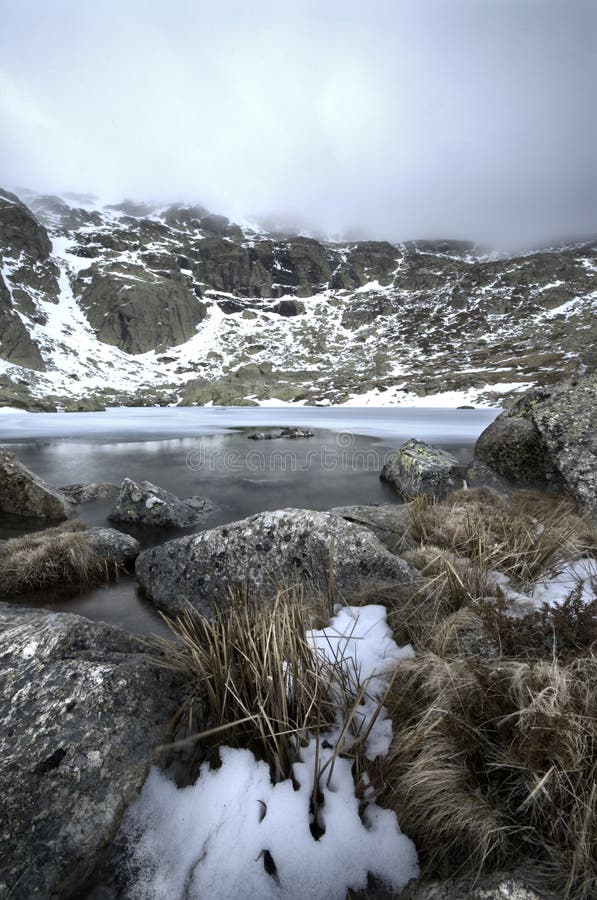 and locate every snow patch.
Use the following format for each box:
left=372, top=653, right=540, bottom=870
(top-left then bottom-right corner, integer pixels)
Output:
left=120, top=605, right=419, bottom=899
